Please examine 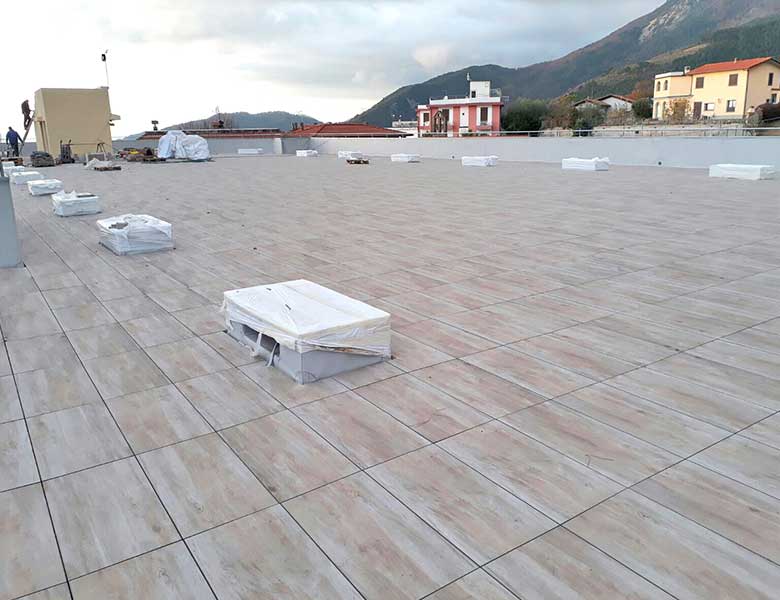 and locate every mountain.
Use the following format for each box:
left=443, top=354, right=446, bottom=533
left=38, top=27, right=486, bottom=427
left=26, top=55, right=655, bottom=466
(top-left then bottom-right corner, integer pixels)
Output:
left=167, top=111, right=320, bottom=131
left=352, top=0, right=780, bottom=125
left=570, top=14, right=780, bottom=100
